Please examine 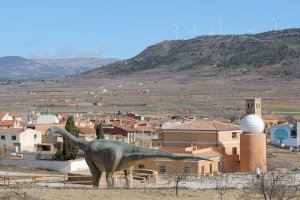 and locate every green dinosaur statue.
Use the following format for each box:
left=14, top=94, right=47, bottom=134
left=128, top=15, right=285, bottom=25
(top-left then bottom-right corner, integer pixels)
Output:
left=46, top=126, right=210, bottom=188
